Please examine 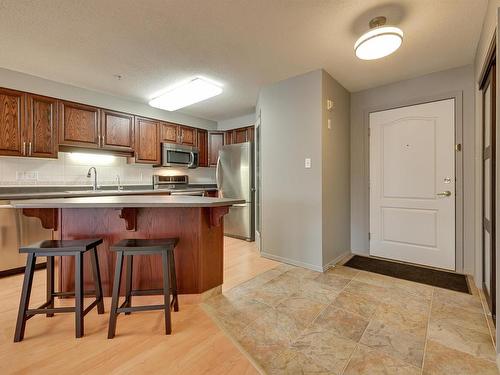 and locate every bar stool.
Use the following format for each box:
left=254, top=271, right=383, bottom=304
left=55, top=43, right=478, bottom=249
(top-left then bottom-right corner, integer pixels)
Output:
left=14, top=239, right=105, bottom=342
left=108, top=238, right=179, bottom=339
